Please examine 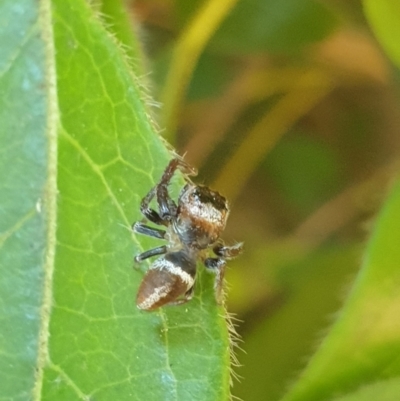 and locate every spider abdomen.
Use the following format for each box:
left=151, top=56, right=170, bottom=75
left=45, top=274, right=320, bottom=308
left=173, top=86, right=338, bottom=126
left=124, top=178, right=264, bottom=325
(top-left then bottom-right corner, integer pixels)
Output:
left=136, top=251, right=196, bottom=311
